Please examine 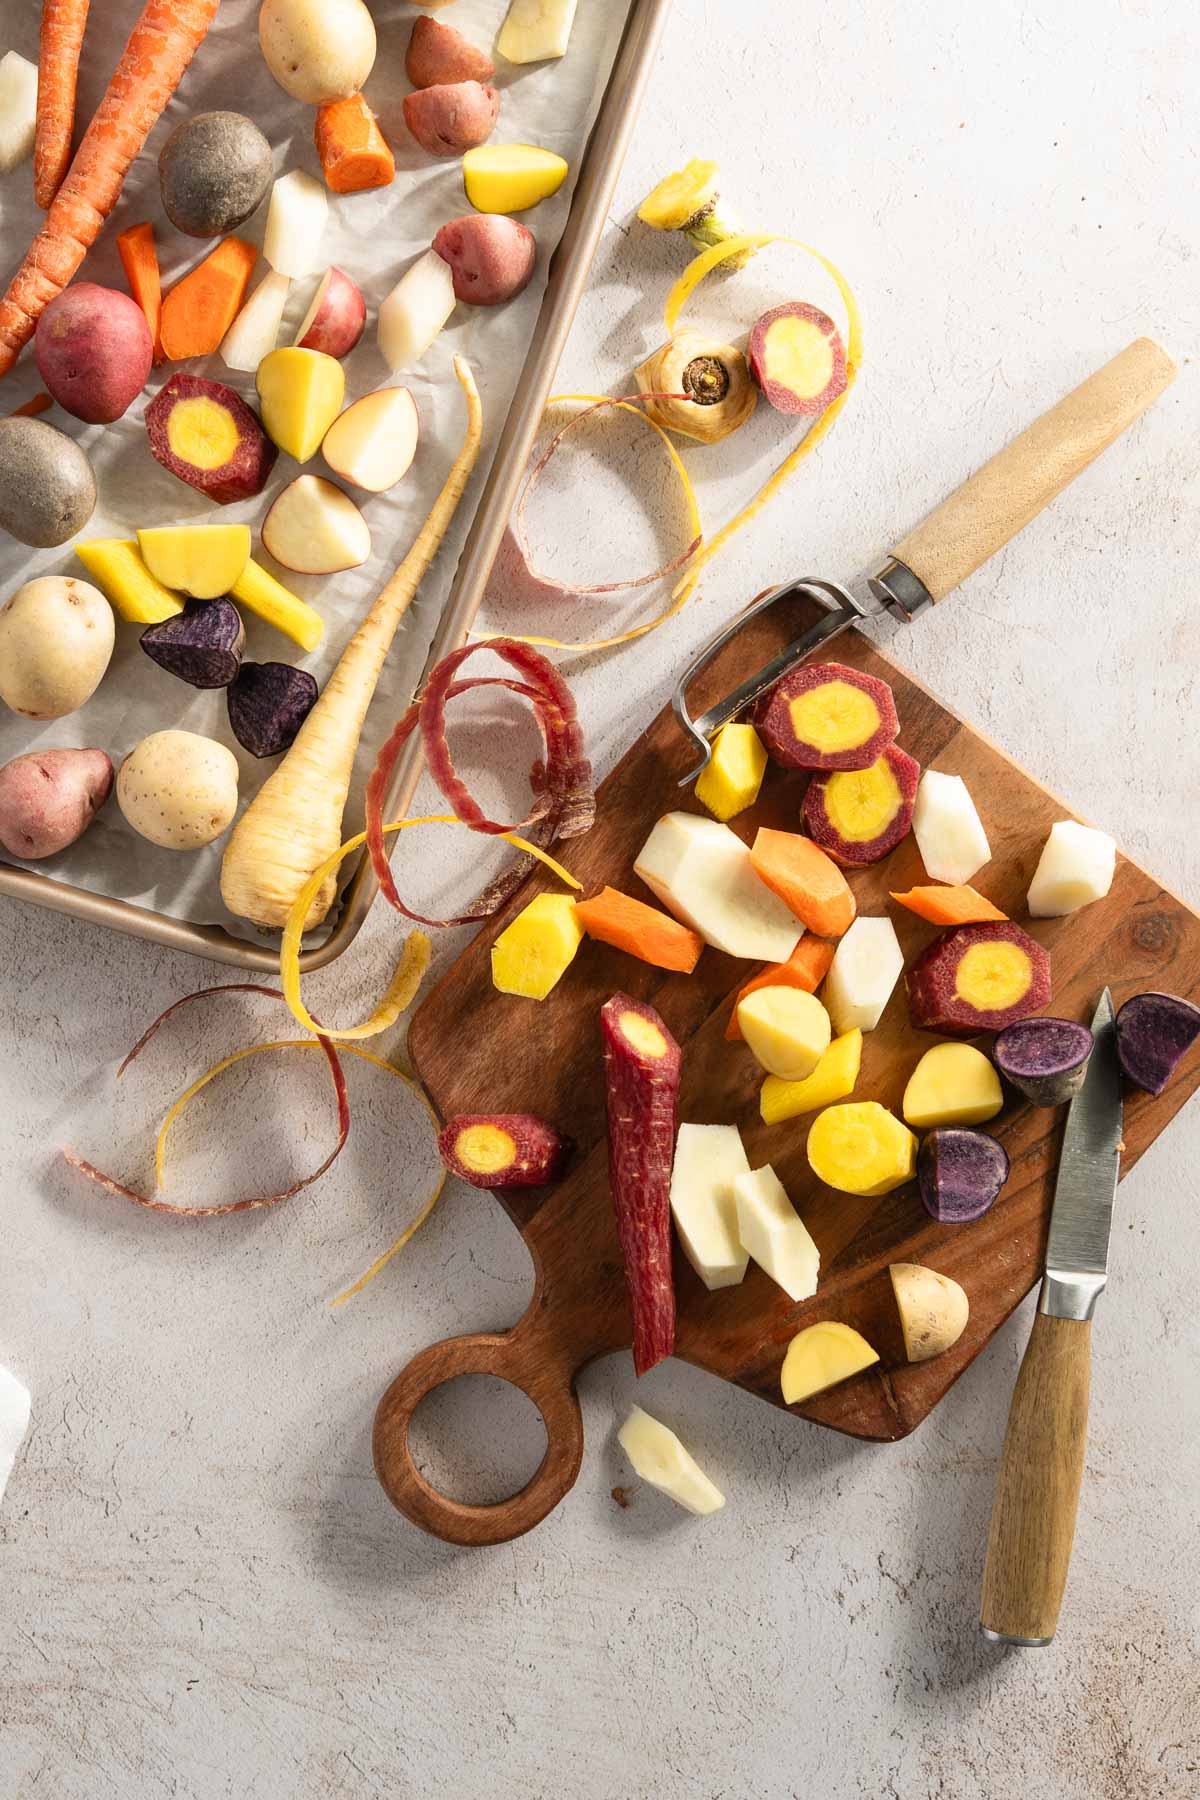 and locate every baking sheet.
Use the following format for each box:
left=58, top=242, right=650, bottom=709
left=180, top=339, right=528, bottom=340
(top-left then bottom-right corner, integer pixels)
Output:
left=0, top=0, right=630, bottom=944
